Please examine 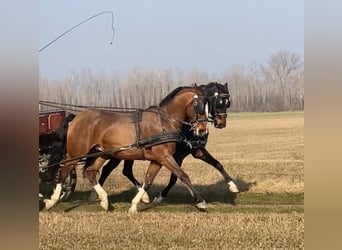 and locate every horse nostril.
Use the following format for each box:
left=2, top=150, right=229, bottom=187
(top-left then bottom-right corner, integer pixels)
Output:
left=215, top=124, right=225, bottom=129
left=201, top=131, right=209, bottom=137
